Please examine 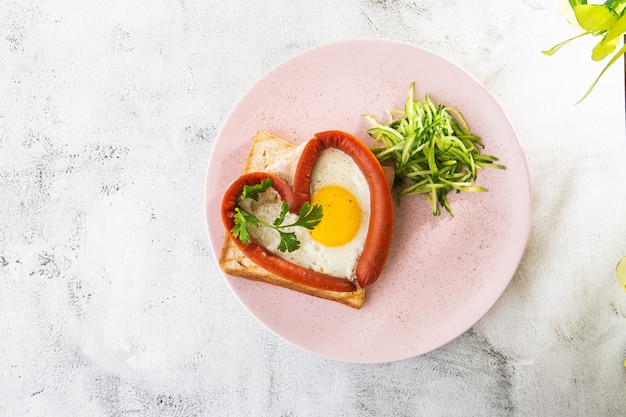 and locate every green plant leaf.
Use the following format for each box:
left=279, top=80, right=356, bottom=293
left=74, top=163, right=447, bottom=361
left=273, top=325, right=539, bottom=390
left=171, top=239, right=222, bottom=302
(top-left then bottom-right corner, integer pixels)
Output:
left=604, top=0, right=626, bottom=15
left=573, top=4, right=618, bottom=31
left=600, top=11, right=626, bottom=45
left=591, top=12, right=626, bottom=61
left=569, top=0, right=586, bottom=7
left=591, top=33, right=620, bottom=60
left=542, top=31, right=592, bottom=55
left=577, top=42, right=626, bottom=103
